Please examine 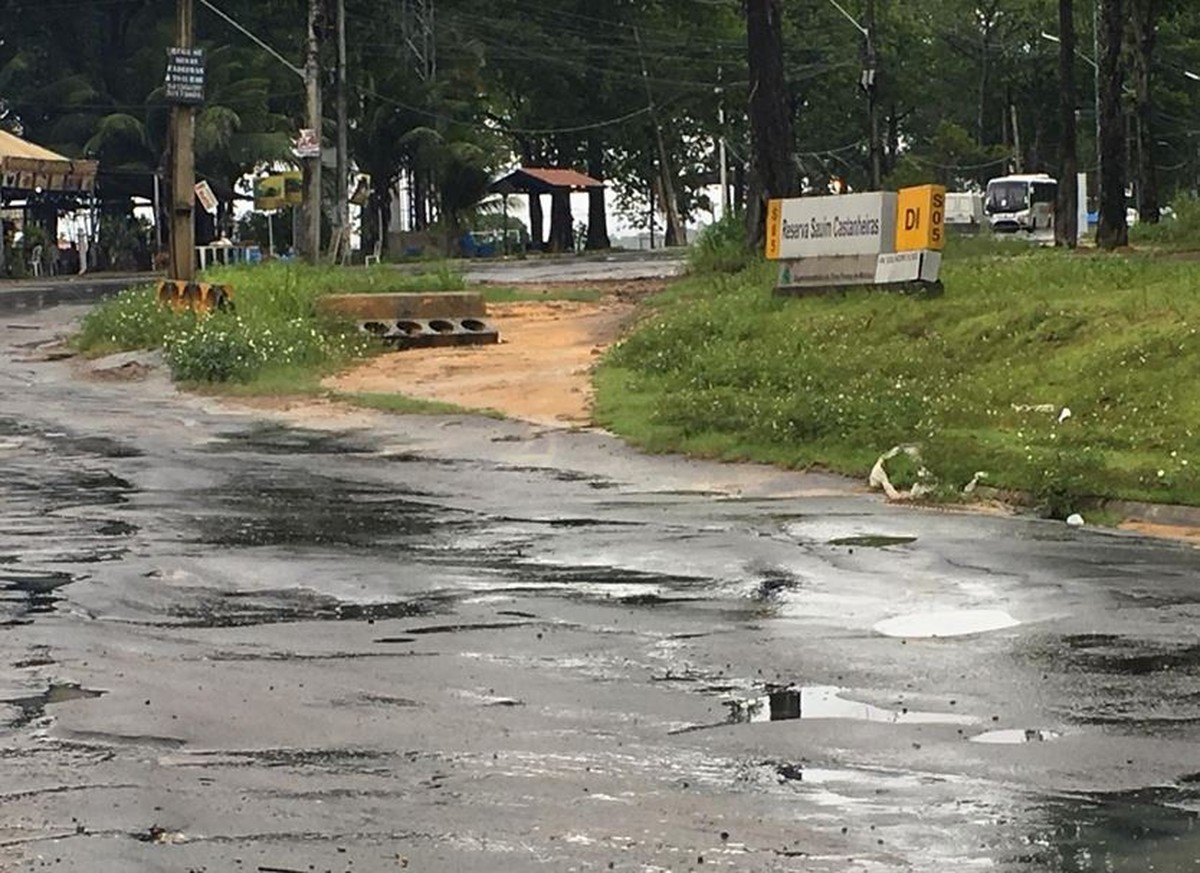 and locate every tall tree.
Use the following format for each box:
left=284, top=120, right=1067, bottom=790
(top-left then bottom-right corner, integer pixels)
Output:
left=1096, top=0, right=1129, bottom=249
left=745, top=0, right=797, bottom=247
left=1128, top=0, right=1159, bottom=224
left=1055, top=0, right=1078, bottom=248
